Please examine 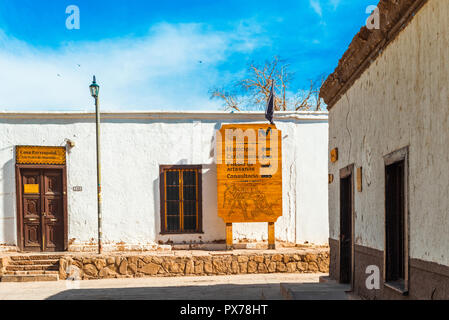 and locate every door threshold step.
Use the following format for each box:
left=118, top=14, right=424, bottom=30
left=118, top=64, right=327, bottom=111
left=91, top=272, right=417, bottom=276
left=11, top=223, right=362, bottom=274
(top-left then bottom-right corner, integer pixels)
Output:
left=4, top=270, right=59, bottom=275
left=9, top=259, right=60, bottom=266
left=9, top=255, right=63, bottom=261
left=6, top=265, right=59, bottom=271
left=1, top=274, right=59, bottom=282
